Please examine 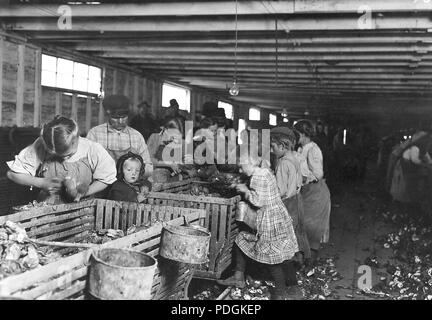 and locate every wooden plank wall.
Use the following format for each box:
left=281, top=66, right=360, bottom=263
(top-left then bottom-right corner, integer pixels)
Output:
left=0, top=33, right=235, bottom=214
left=0, top=37, right=166, bottom=133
